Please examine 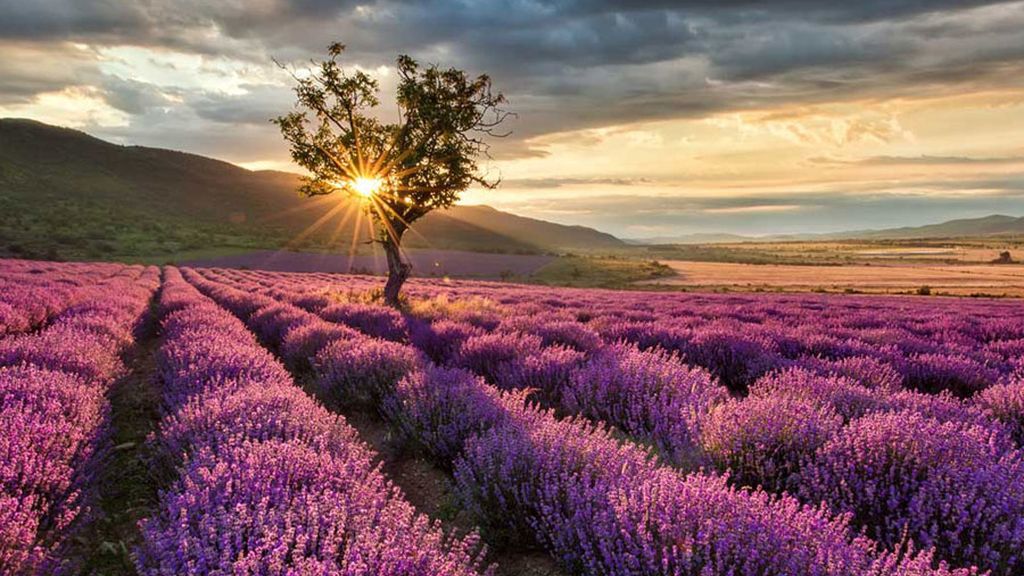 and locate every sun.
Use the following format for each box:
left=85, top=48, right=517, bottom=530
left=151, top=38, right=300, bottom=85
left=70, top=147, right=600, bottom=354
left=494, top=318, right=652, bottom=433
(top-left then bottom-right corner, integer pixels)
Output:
left=350, top=176, right=384, bottom=199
